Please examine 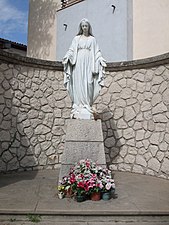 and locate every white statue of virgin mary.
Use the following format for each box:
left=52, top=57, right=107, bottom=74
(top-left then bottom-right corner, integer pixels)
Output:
left=63, top=18, right=106, bottom=119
